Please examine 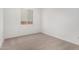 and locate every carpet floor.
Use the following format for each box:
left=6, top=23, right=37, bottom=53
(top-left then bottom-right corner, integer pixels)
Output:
left=1, top=33, right=79, bottom=50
